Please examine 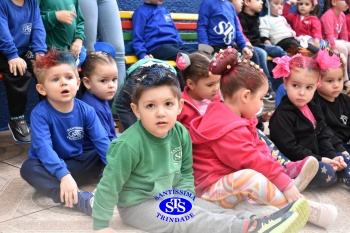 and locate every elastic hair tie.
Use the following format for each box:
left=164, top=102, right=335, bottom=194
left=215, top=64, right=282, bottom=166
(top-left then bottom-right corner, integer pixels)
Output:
left=176, top=52, right=191, bottom=70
